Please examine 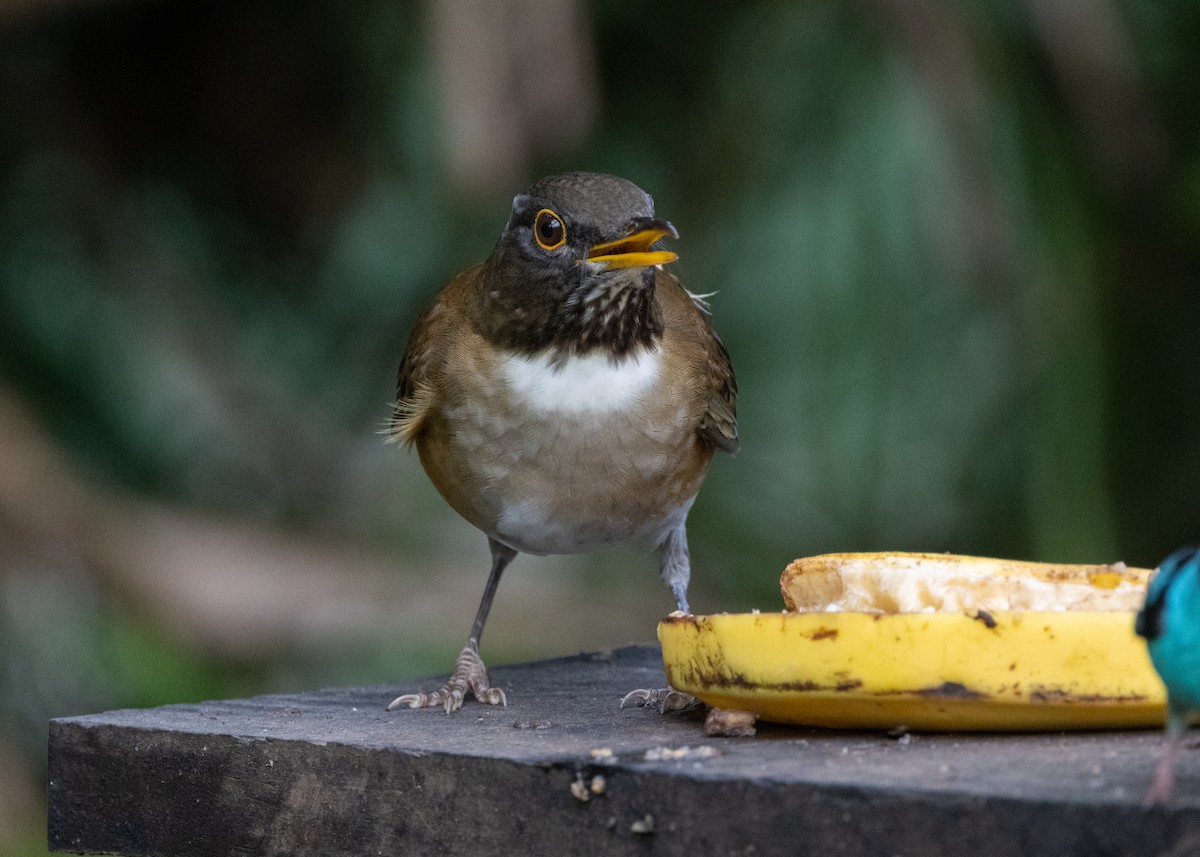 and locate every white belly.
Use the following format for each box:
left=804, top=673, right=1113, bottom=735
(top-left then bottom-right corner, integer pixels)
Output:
left=495, top=490, right=695, bottom=556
